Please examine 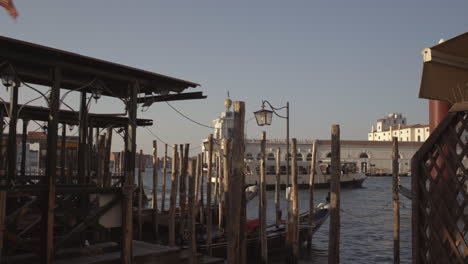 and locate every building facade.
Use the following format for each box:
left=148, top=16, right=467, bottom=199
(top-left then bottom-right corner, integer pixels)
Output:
left=368, top=113, right=429, bottom=142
